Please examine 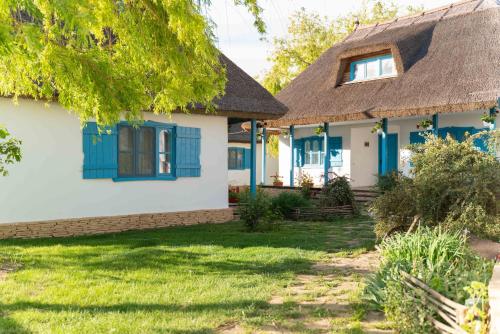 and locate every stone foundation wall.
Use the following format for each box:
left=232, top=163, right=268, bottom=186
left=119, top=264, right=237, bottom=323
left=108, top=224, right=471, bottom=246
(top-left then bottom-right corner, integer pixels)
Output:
left=0, top=208, right=234, bottom=239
